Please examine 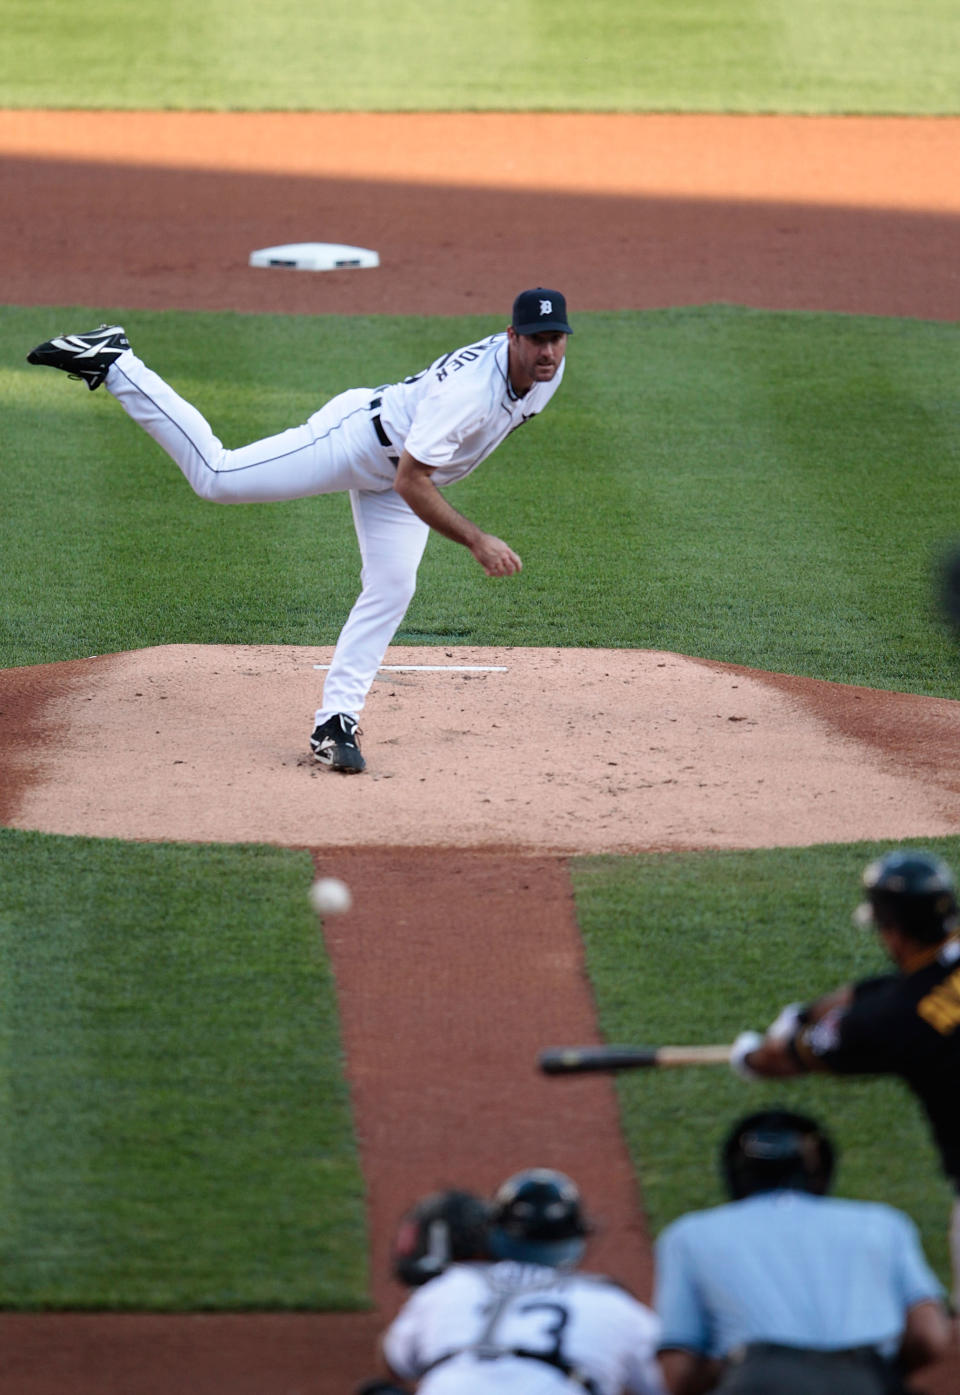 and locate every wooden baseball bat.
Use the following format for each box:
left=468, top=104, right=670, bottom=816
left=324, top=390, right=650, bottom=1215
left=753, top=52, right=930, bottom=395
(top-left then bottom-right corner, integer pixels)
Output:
left=538, top=1043, right=732, bottom=1074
